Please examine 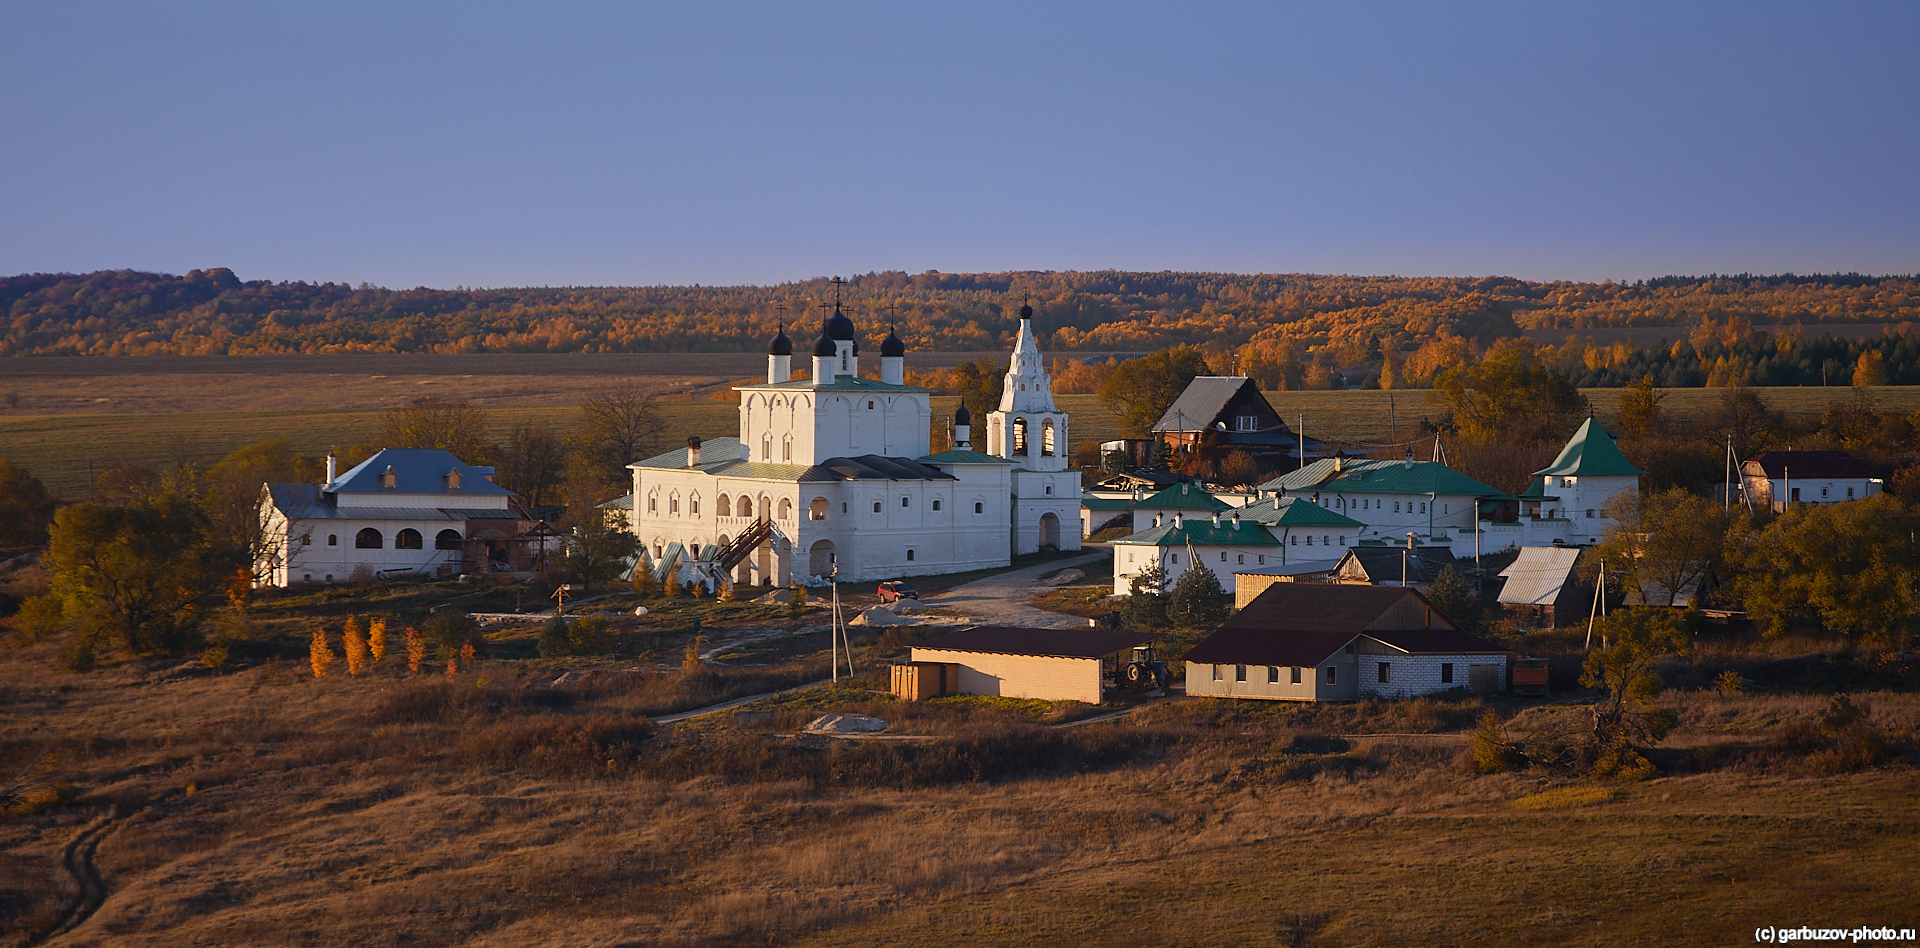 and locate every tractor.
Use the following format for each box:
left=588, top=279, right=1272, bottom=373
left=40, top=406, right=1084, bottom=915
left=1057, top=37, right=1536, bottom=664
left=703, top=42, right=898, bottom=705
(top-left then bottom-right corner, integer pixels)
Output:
left=1118, top=644, right=1170, bottom=694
